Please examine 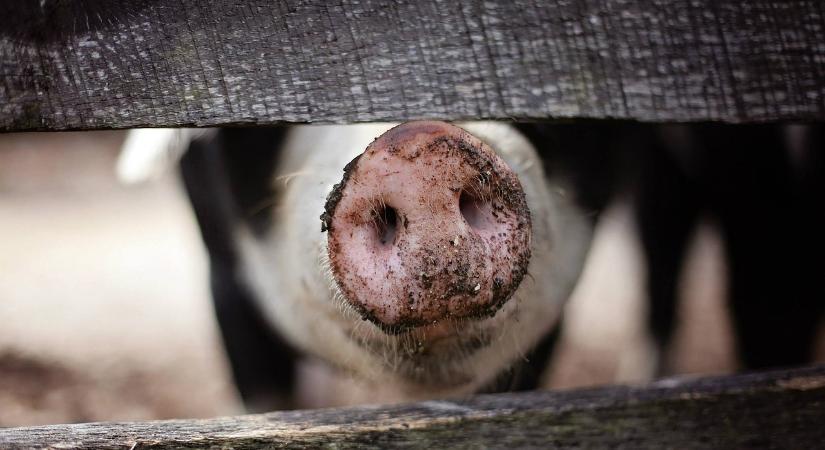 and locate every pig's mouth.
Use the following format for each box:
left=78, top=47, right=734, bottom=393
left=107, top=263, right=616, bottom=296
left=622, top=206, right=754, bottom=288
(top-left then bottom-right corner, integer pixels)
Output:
left=348, top=317, right=489, bottom=348
left=345, top=315, right=502, bottom=386
left=333, top=291, right=526, bottom=387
